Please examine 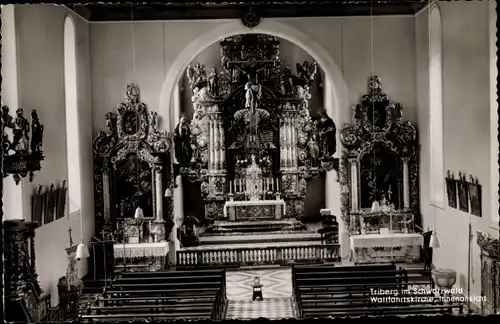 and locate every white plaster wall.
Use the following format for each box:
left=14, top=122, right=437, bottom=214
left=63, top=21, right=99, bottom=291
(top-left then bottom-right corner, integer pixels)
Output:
left=14, top=4, right=95, bottom=306
left=415, top=0, right=497, bottom=305
left=1, top=5, right=25, bottom=221
left=90, top=16, right=417, bottom=133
